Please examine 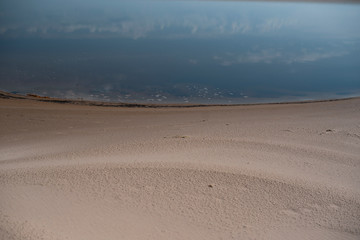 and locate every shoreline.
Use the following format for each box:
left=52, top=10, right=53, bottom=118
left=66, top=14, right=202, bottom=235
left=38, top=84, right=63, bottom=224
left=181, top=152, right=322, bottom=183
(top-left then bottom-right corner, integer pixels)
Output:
left=1, top=90, right=359, bottom=108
